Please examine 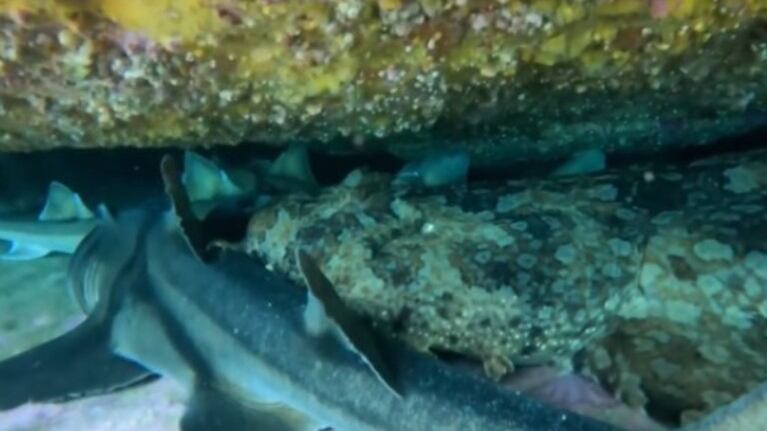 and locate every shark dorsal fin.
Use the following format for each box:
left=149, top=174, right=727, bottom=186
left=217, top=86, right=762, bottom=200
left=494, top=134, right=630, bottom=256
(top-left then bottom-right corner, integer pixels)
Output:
left=551, top=148, right=606, bottom=177
left=295, top=249, right=400, bottom=397
left=95, top=203, right=115, bottom=223
left=161, top=155, right=209, bottom=262
left=394, top=149, right=470, bottom=188
left=266, top=146, right=319, bottom=194
left=182, top=151, right=244, bottom=202
left=38, top=181, right=94, bottom=221
left=0, top=317, right=154, bottom=410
